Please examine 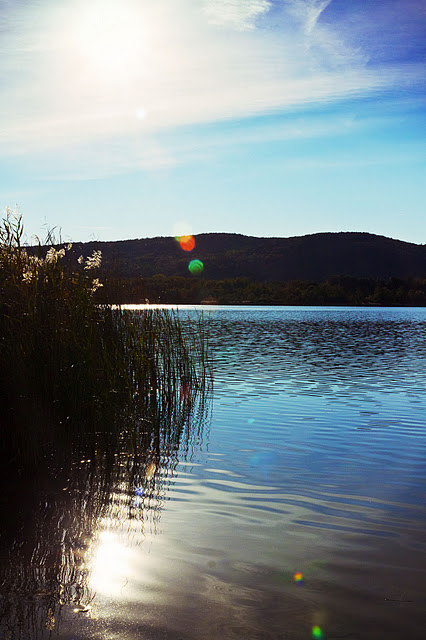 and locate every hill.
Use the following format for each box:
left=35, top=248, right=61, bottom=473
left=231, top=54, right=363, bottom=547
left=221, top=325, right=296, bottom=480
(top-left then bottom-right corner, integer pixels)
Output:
left=69, top=232, right=426, bottom=282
